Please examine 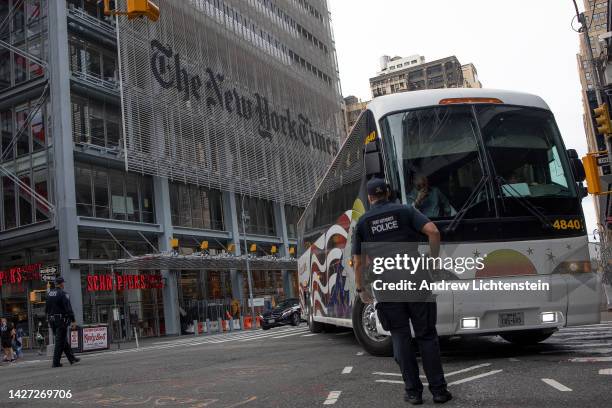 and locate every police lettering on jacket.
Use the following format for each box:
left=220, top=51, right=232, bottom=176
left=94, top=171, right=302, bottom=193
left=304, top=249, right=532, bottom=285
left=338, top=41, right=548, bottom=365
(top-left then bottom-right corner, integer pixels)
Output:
left=368, top=214, right=400, bottom=236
